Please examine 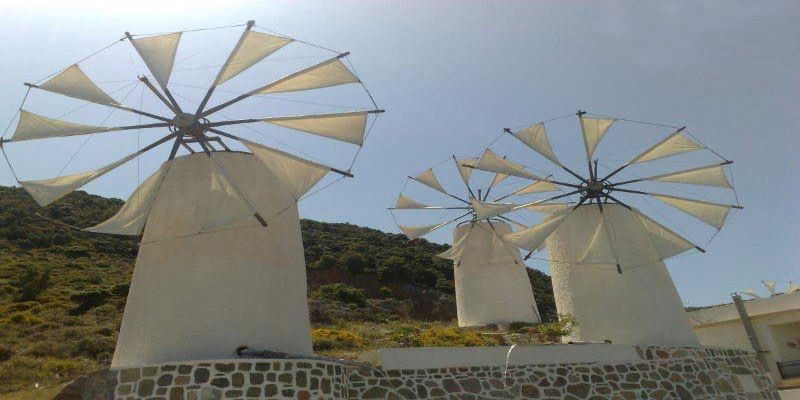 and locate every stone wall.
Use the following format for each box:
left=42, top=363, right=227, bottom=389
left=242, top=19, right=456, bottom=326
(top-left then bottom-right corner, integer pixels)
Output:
left=56, top=346, right=779, bottom=399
